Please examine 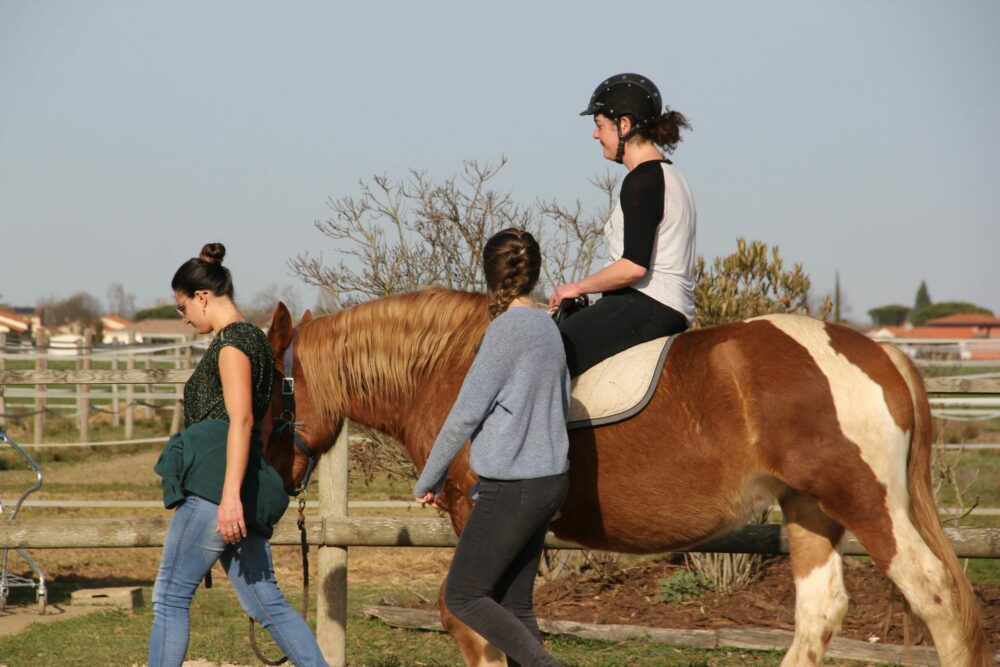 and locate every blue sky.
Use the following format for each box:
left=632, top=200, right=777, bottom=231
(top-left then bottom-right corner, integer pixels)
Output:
left=2, top=1, right=997, bottom=323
